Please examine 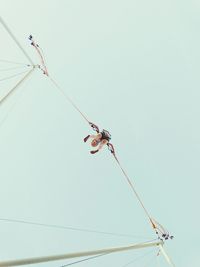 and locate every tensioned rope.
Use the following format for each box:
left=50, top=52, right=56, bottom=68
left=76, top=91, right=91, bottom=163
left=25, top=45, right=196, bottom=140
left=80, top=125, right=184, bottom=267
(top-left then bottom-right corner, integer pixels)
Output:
left=46, top=76, right=160, bottom=236
left=28, top=35, right=171, bottom=241
left=0, top=65, right=30, bottom=72
left=0, top=59, right=30, bottom=65
left=0, top=217, right=150, bottom=239
left=120, top=249, right=155, bottom=267
left=28, top=35, right=90, bottom=124
left=46, top=83, right=162, bottom=237
left=0, top=69, right=31, bottom=82
left=49, top=77, right=90, bottom=124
